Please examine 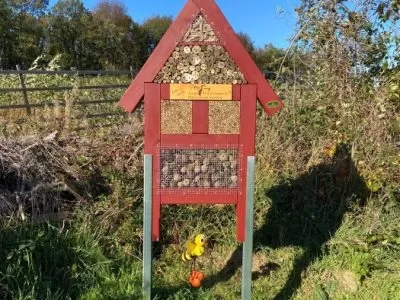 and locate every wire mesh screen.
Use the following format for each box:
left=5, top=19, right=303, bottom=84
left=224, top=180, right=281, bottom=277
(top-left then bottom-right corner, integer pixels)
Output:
left=159, top=145, right=241, bottom=194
